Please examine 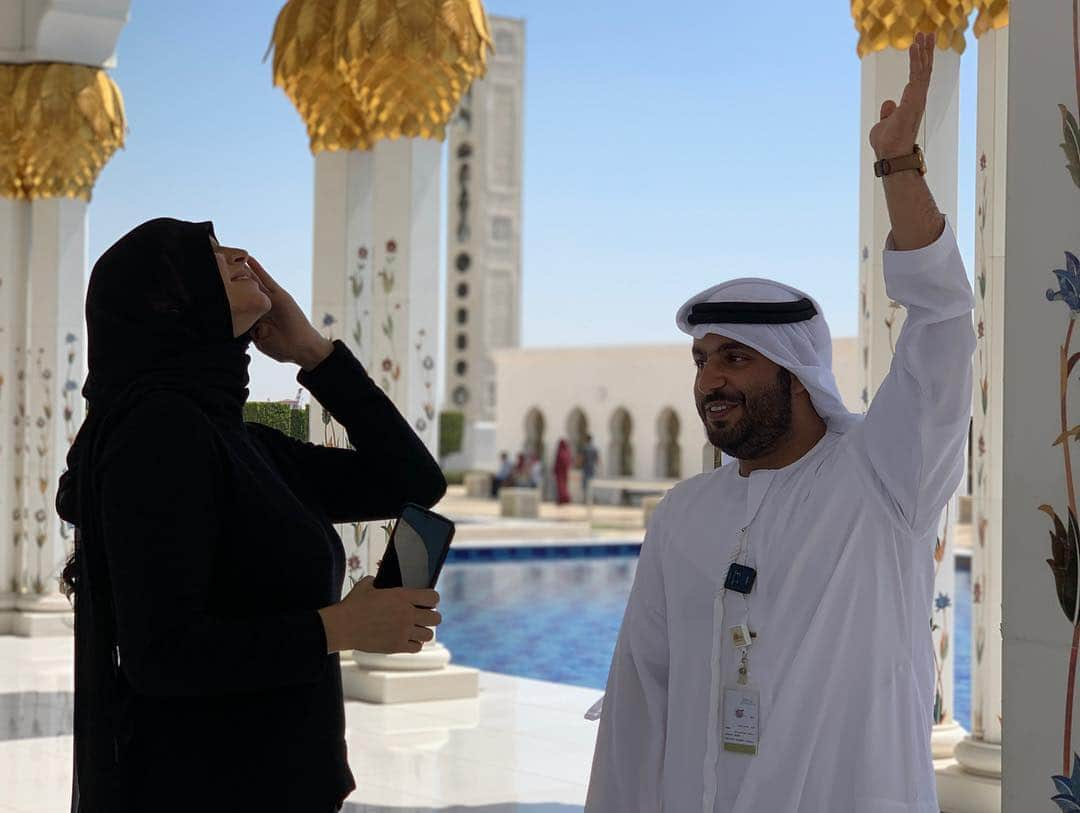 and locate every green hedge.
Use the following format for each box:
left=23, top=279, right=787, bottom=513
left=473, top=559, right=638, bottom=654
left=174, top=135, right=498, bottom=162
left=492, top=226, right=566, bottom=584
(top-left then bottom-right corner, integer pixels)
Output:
left=439, top=411, right=464, bottom=458
left=244, top=402, right=310, bottom=441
